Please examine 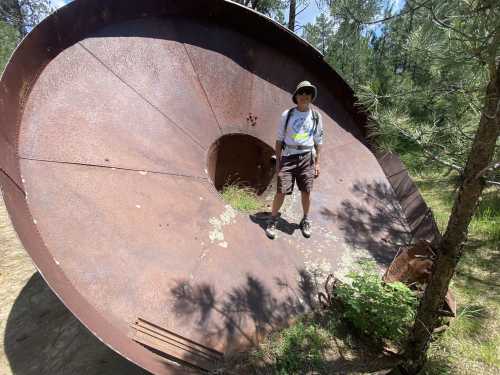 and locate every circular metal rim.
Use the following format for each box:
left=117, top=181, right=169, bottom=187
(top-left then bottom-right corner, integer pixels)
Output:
left=0, top=1, right=379, bottom=374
